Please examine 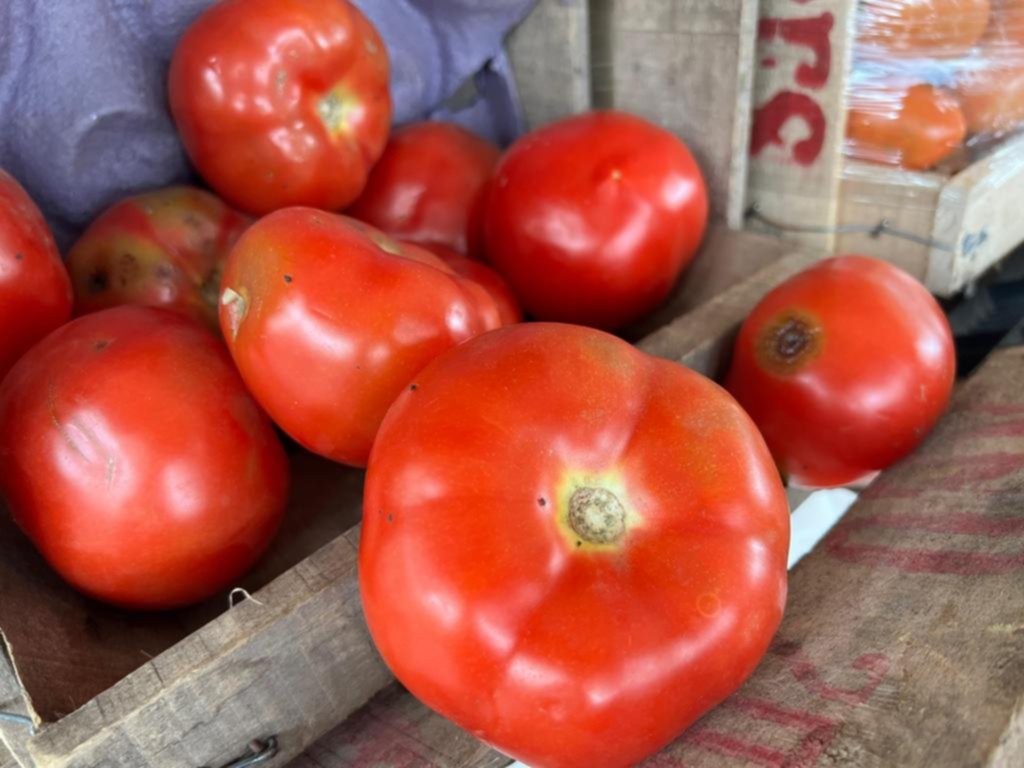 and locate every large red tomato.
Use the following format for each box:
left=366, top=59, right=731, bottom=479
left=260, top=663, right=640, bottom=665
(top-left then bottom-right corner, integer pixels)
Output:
left=417, top=242, right=522, bottom=325
left=169, top=0, right=391, bottom=215
left=219, top=208, right=502, bottom=467
left=0, top=170, right=72, bottom=378
left=726, top=256, right=955, bottom=489
left=66, top=186, right=250, bottom=330
left=361, top=323, right=789, bottom=768
left=347, top=121, right=500, bottom=257
left=482, top=111, right=708, bottom=330
left=0, top=306, right=288, bottom=609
